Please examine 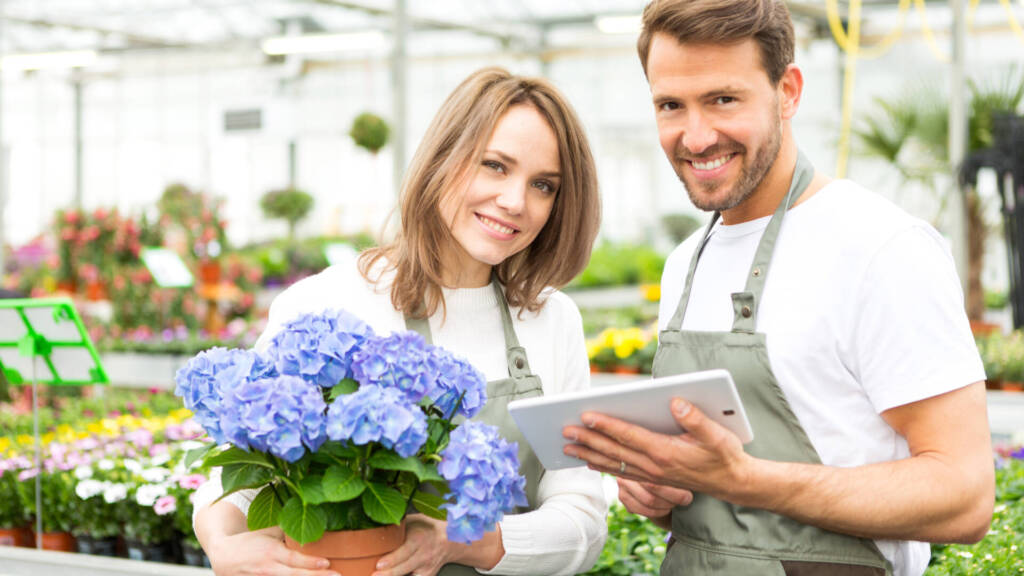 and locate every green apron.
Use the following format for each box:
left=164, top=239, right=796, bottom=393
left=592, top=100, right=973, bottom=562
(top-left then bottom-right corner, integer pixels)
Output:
left=654, top=152, right=893, bottom=576
left=405, top=278, right=545, bottom=575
